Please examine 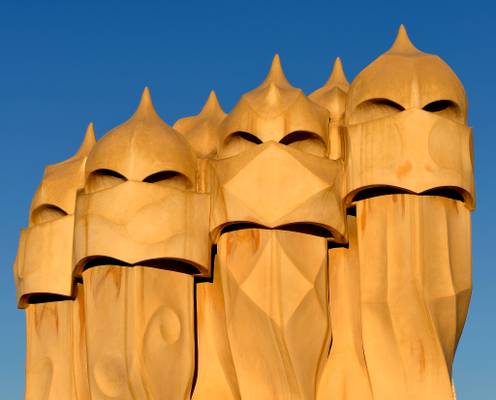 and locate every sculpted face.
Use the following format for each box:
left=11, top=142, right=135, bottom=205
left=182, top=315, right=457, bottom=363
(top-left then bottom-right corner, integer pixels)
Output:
left=73, top=89, right=211, bottom=277
left=14, top=125, right=95, bottom=308
left=344, top=26, right=474, bottom=209
left=210, top=55, right=347, bottom=243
